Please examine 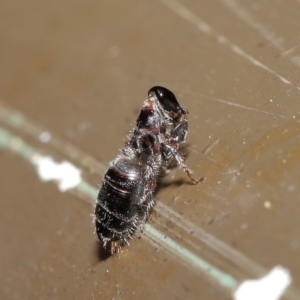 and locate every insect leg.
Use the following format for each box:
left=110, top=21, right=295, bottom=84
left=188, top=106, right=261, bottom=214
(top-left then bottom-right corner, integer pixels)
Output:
left=163, top=143, right=204, bottom=185
left=173, top=120, right=188, bottom=143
